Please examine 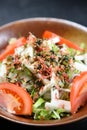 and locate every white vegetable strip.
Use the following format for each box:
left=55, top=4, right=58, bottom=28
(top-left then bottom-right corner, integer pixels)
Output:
left=74, top=62, right=87, bottom=71
left=22, top=62, right=50, bottom=85
left=39, top=72, right=56, bottom=95
left=45, top=85, right=71, bottom=112
left=0, top=62, right=7, bottom=77
left=42, top=37, right=60, bottom=50
left=75, top=53, right=87, bottom=65
left=59, top=88, right=71, bottom=92
left=45, top=100, right=71, bottom=112
left=48, top=37, right=60, bottom=44
left=15, top=45, right=34, bottom=60
left=51, top=88, right=59, bottom=102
